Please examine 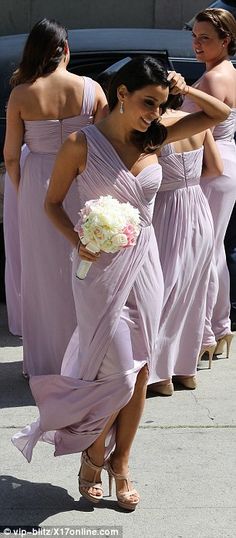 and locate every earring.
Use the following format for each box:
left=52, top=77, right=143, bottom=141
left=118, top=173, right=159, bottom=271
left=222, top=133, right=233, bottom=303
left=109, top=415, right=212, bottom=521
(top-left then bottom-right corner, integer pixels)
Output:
left=120, top=101, right=124, bottom=114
